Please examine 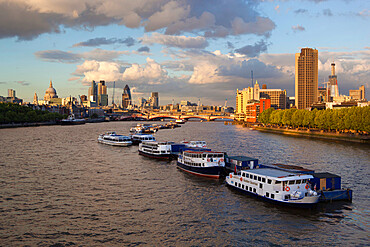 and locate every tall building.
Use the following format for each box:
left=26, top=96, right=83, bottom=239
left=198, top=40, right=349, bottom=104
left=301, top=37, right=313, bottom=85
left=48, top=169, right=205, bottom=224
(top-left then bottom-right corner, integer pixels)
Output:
left=97, top=80, right=108, bottom=106
left=349, top=85, right=366, bottom=101
left=260, top=88, right=287, bottom=110
left=122, top=85, right=132, bottom=109
left=8, top=89, right=15, bottom=98
left=236, top=82, right=286, bottom=117
left=44, top=80, right=58, bottom=101
left=295, top=48, right=318, bottom=109
left=327, top=62, right=339, bottom=101
left=88, top=80, right=97, bottom=102
left=149, top=92, right=159, bottom=108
